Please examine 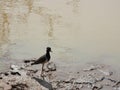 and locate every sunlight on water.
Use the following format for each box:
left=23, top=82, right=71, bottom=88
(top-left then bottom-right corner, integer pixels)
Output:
left=0, top=0, right=120, bottom=69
